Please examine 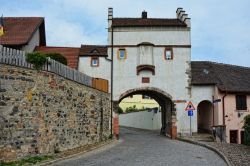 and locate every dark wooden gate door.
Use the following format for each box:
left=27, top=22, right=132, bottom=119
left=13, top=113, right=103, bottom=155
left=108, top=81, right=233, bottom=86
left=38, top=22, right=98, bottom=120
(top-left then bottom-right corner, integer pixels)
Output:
left=230, top=130, right=238, bottom=143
